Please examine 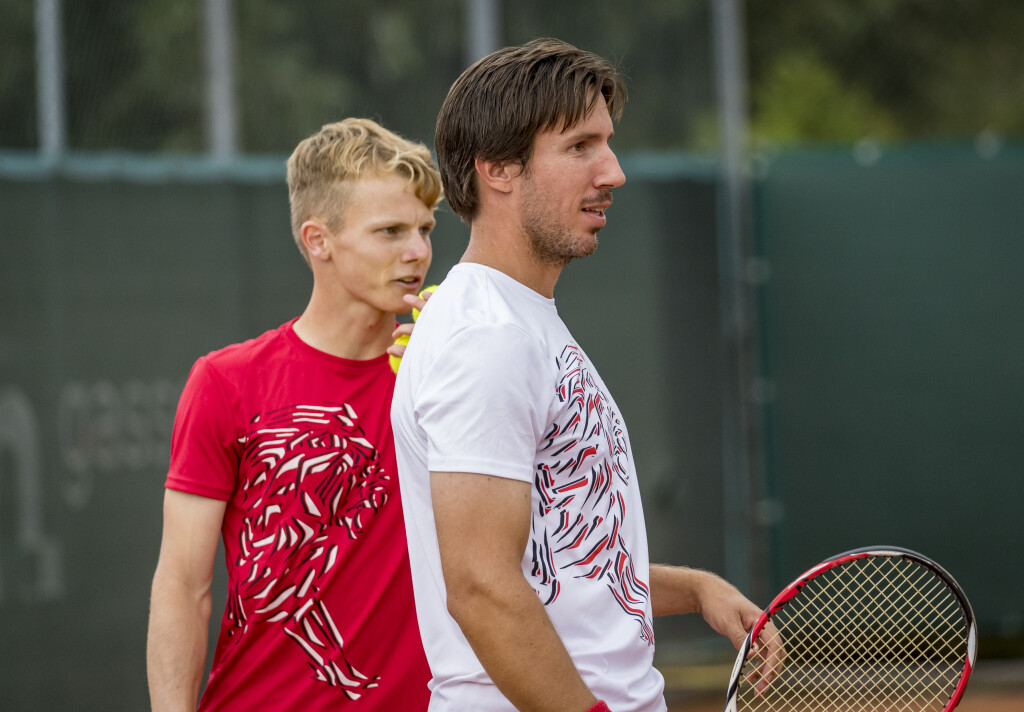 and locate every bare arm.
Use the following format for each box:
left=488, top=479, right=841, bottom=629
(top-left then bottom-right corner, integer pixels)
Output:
left=649, top=565, right=758, bottom=641
left=650, top=564, right=784, bottom=692
left=147, top=489, right=226, bottom=712
left=431, top=471, right=599, bottom=712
